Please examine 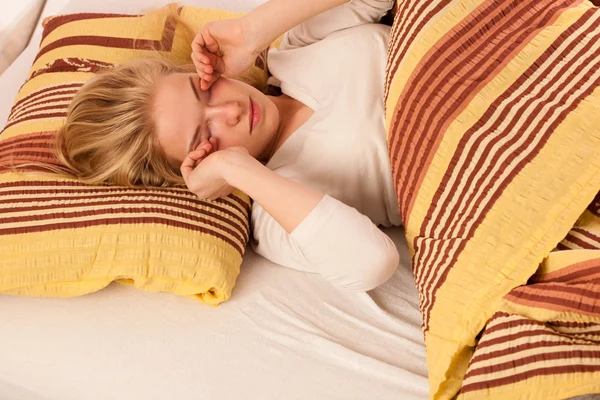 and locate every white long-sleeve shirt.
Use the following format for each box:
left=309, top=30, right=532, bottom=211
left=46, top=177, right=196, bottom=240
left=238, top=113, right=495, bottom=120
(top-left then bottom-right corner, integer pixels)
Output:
left=251, top=0, right=401, bottom=292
